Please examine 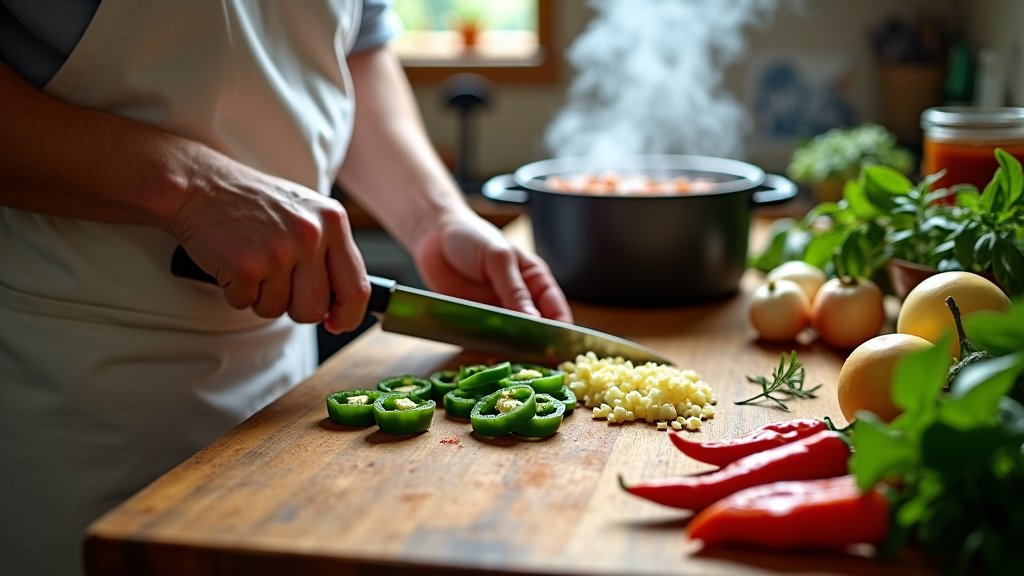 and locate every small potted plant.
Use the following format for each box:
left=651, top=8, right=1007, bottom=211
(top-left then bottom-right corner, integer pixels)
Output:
left=787, top=124, right=915, bottom=203
left=451, top=0, right=484, bottom=49
left=753, top=149, right=1024, bottom=300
